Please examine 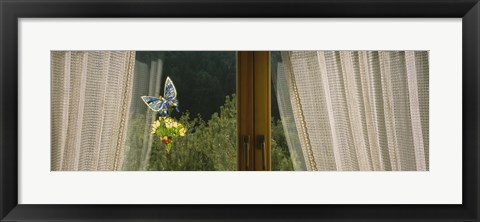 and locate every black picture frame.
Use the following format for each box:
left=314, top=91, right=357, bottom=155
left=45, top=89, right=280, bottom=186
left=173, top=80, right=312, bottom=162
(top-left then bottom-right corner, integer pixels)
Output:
left=1, top=0, right=479, bottom=221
